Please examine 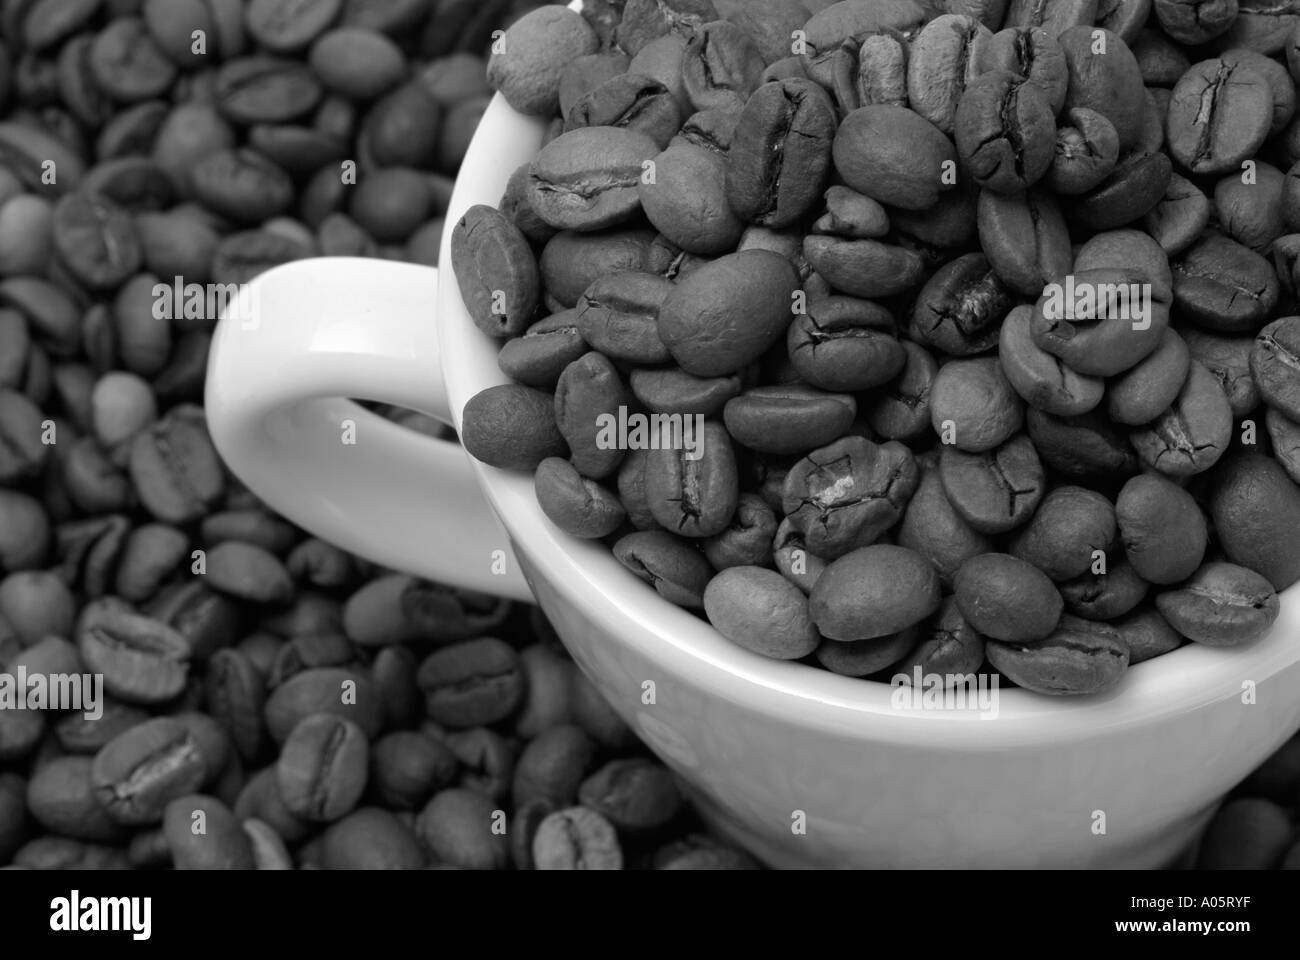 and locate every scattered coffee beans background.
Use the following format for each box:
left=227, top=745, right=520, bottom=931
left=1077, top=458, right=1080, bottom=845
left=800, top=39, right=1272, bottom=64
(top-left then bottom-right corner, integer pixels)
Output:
left=0, top=0, right=1296, bottom=871
left=0, top=0, right=765, bottom=872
